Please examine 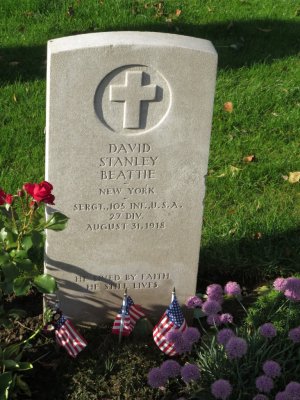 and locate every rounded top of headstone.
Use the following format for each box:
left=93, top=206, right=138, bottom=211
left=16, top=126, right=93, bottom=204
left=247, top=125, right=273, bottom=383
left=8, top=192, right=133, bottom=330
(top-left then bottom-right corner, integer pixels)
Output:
left=47, top=31, right=217, bottom=57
